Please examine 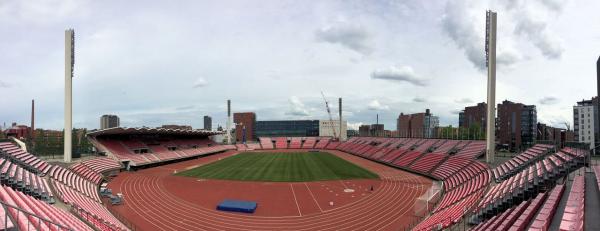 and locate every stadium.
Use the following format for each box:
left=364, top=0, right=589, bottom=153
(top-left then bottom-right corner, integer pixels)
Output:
left=0, top=126, right=594, bottom=230
left=2, top=1, right=600, bottom=231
